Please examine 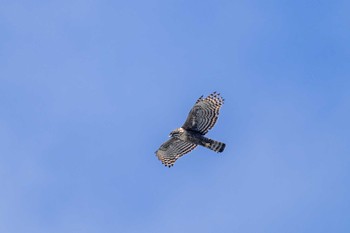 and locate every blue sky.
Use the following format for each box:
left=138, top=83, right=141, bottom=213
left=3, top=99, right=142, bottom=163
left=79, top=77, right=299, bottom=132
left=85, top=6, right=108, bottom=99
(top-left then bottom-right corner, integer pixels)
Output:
left=1, top=0, right=350, bottom=232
